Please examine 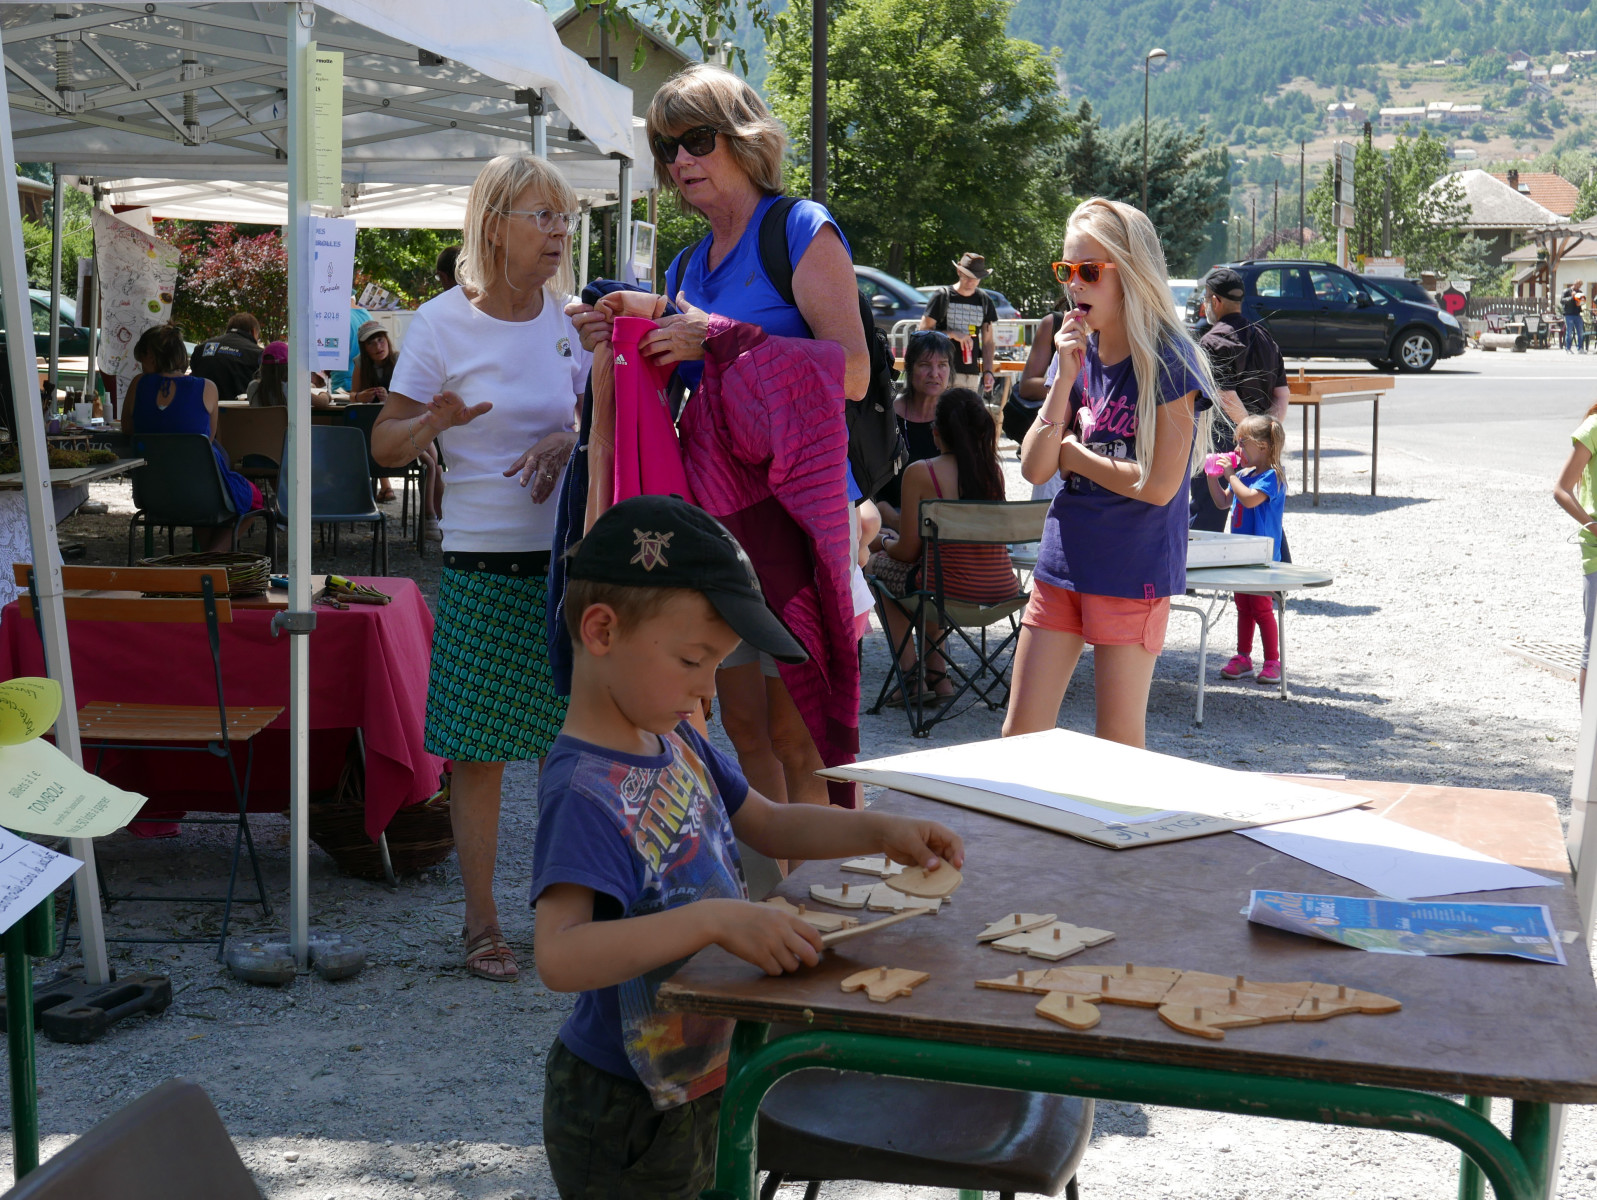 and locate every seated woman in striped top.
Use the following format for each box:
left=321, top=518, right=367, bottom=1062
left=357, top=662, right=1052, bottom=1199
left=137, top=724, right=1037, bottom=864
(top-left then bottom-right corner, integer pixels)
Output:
left=866, top=387, right=1019, bottom=705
